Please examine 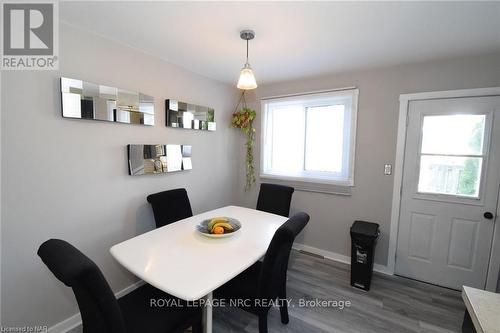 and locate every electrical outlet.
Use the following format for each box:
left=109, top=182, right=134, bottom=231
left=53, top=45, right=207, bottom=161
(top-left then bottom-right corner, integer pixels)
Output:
left=384, top=164, right=392, bottom=175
